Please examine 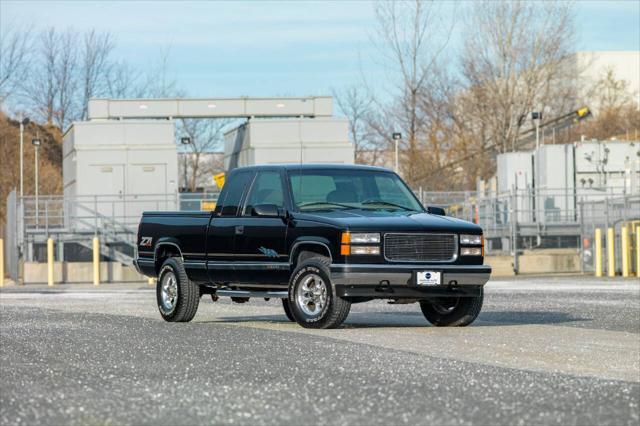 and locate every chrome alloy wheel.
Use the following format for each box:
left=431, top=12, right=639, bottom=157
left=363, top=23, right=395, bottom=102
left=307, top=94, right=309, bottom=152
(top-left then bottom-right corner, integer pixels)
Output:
left=296, top=273, right=328, bottom=316
left=161, top=270, right=178, bottom=312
